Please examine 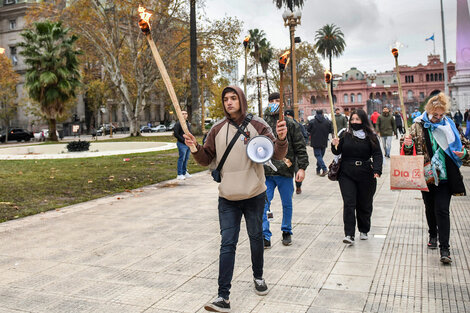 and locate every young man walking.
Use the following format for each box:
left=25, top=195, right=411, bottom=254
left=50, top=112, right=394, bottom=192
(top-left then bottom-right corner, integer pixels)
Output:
left=307, top=109, right=332, bottom=176
left=376, top=106, right=397, bottom=158
left=285, top=109, right=308, bottom=194
left=173, top=110, right=192, bottom=180
left=184, top=86, right=287, bottom=312
left=262, top=93, right=308, bottom=248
